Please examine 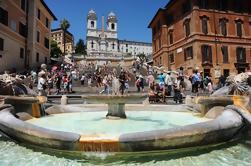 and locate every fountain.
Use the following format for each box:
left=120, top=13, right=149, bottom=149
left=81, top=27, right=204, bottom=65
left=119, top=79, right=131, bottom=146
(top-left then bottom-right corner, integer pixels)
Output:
left=82, top=94, right=147, bottom=119
left=0, top=73, right=251, bottom=165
